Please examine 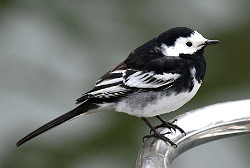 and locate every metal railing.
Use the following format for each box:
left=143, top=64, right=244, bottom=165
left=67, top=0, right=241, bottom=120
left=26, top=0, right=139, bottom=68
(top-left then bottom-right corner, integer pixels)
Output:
left=136, top=99, right=250, bottom=168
